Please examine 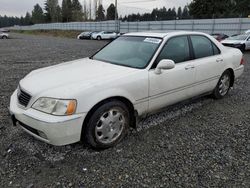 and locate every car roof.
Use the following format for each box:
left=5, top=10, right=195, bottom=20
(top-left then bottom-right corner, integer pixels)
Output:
left=124, top=31, right=209, bottom=38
